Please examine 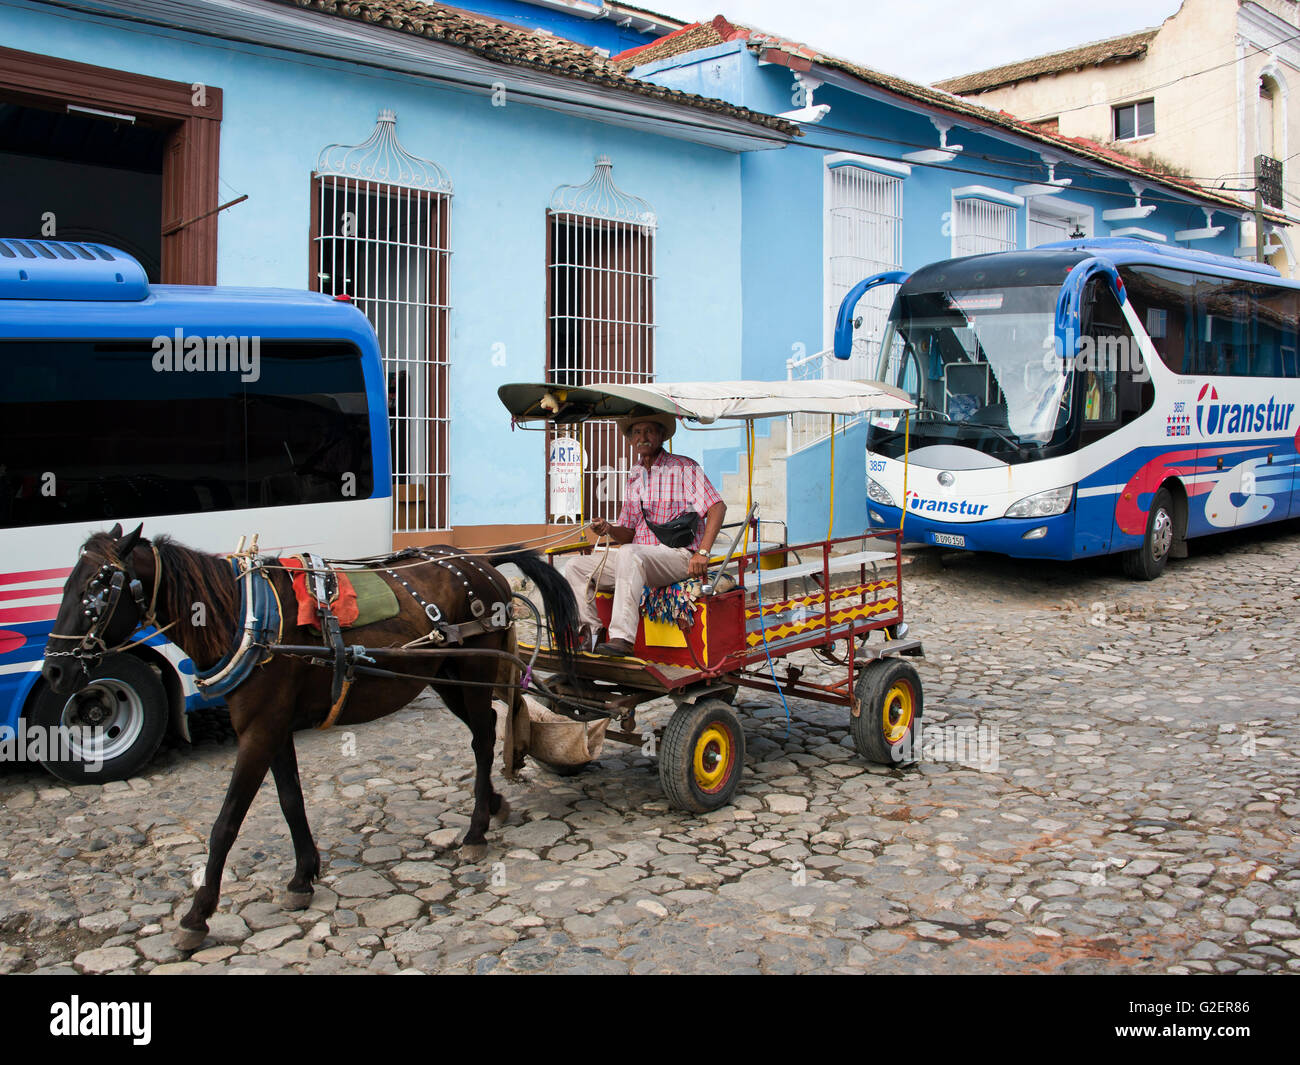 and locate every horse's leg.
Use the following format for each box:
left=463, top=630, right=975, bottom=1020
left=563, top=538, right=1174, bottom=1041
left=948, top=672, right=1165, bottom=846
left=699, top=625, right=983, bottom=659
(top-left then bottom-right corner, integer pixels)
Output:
left=269, top=737, right=320, bottom=910
left=434, top=674, right=499, bottom=861
left=175, top=727, right=277, bottom=950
